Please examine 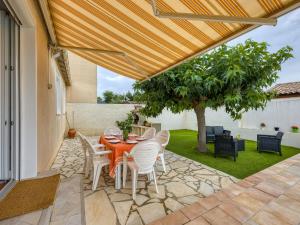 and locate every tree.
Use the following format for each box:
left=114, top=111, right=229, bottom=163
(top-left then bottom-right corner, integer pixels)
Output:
left=97, top=96, right=102, bottom=104
left=134, top=40, right=293, bottom=152
left=125, top=91, right=134, bottom=101
left=103, top=90, right=114, bottom=103
left=101, top=90, right=137, bottom=104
